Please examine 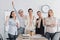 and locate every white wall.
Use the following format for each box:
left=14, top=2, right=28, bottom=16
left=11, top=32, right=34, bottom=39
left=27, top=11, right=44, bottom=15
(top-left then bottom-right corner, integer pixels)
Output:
left=0, top=0, right=60, bottom=18
left=0, top=0, right=60, bottom=40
